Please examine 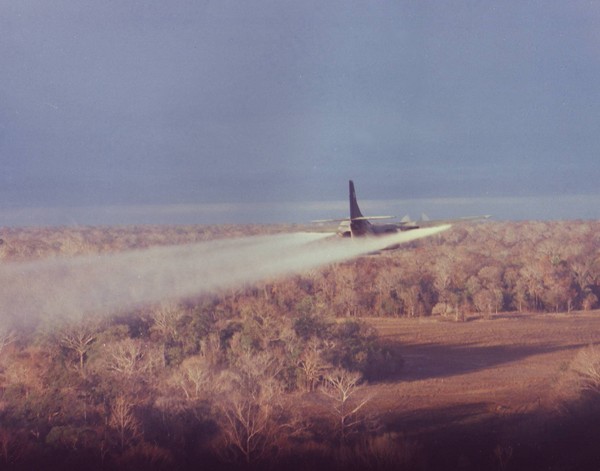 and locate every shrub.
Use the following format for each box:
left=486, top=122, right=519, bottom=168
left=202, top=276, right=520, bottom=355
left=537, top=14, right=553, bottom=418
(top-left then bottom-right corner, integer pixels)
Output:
left=572, top=345, right=600, bottom=392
